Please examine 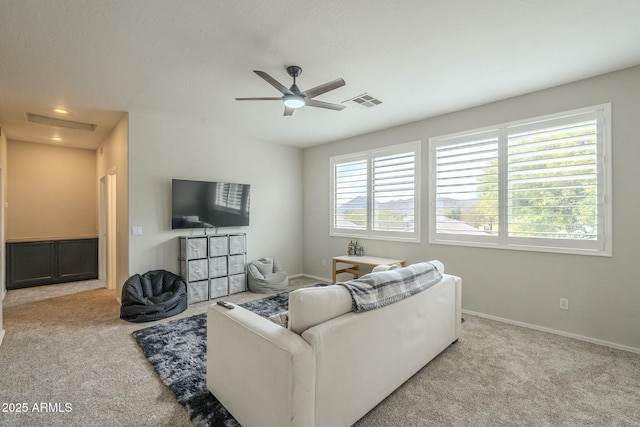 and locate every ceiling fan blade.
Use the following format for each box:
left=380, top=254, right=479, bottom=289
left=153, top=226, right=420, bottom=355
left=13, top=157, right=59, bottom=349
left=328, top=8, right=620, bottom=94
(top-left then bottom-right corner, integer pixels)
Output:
left=284, top=106, right=295, bottom=116
left=303, top=78, right=345, bottom=98
left=305, top=99, right=346, bottom=111
left=254, top=70, right=293, bottom=95
left=235, top=97, right=283, bottom=101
